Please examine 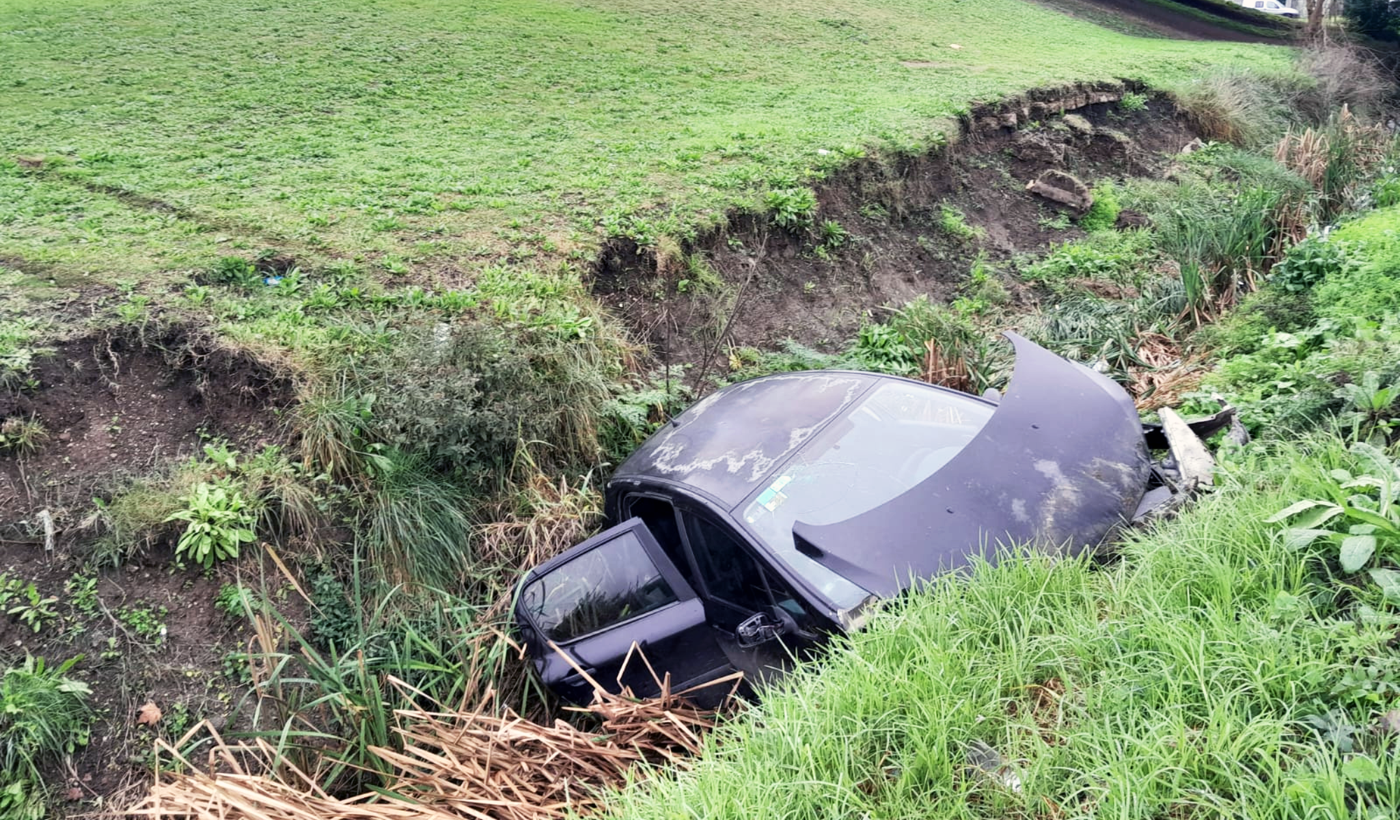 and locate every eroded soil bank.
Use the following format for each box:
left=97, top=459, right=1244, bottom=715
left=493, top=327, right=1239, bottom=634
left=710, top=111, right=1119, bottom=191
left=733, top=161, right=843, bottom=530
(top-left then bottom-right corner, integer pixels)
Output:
left=592, top=81, right=1201, bottom=387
